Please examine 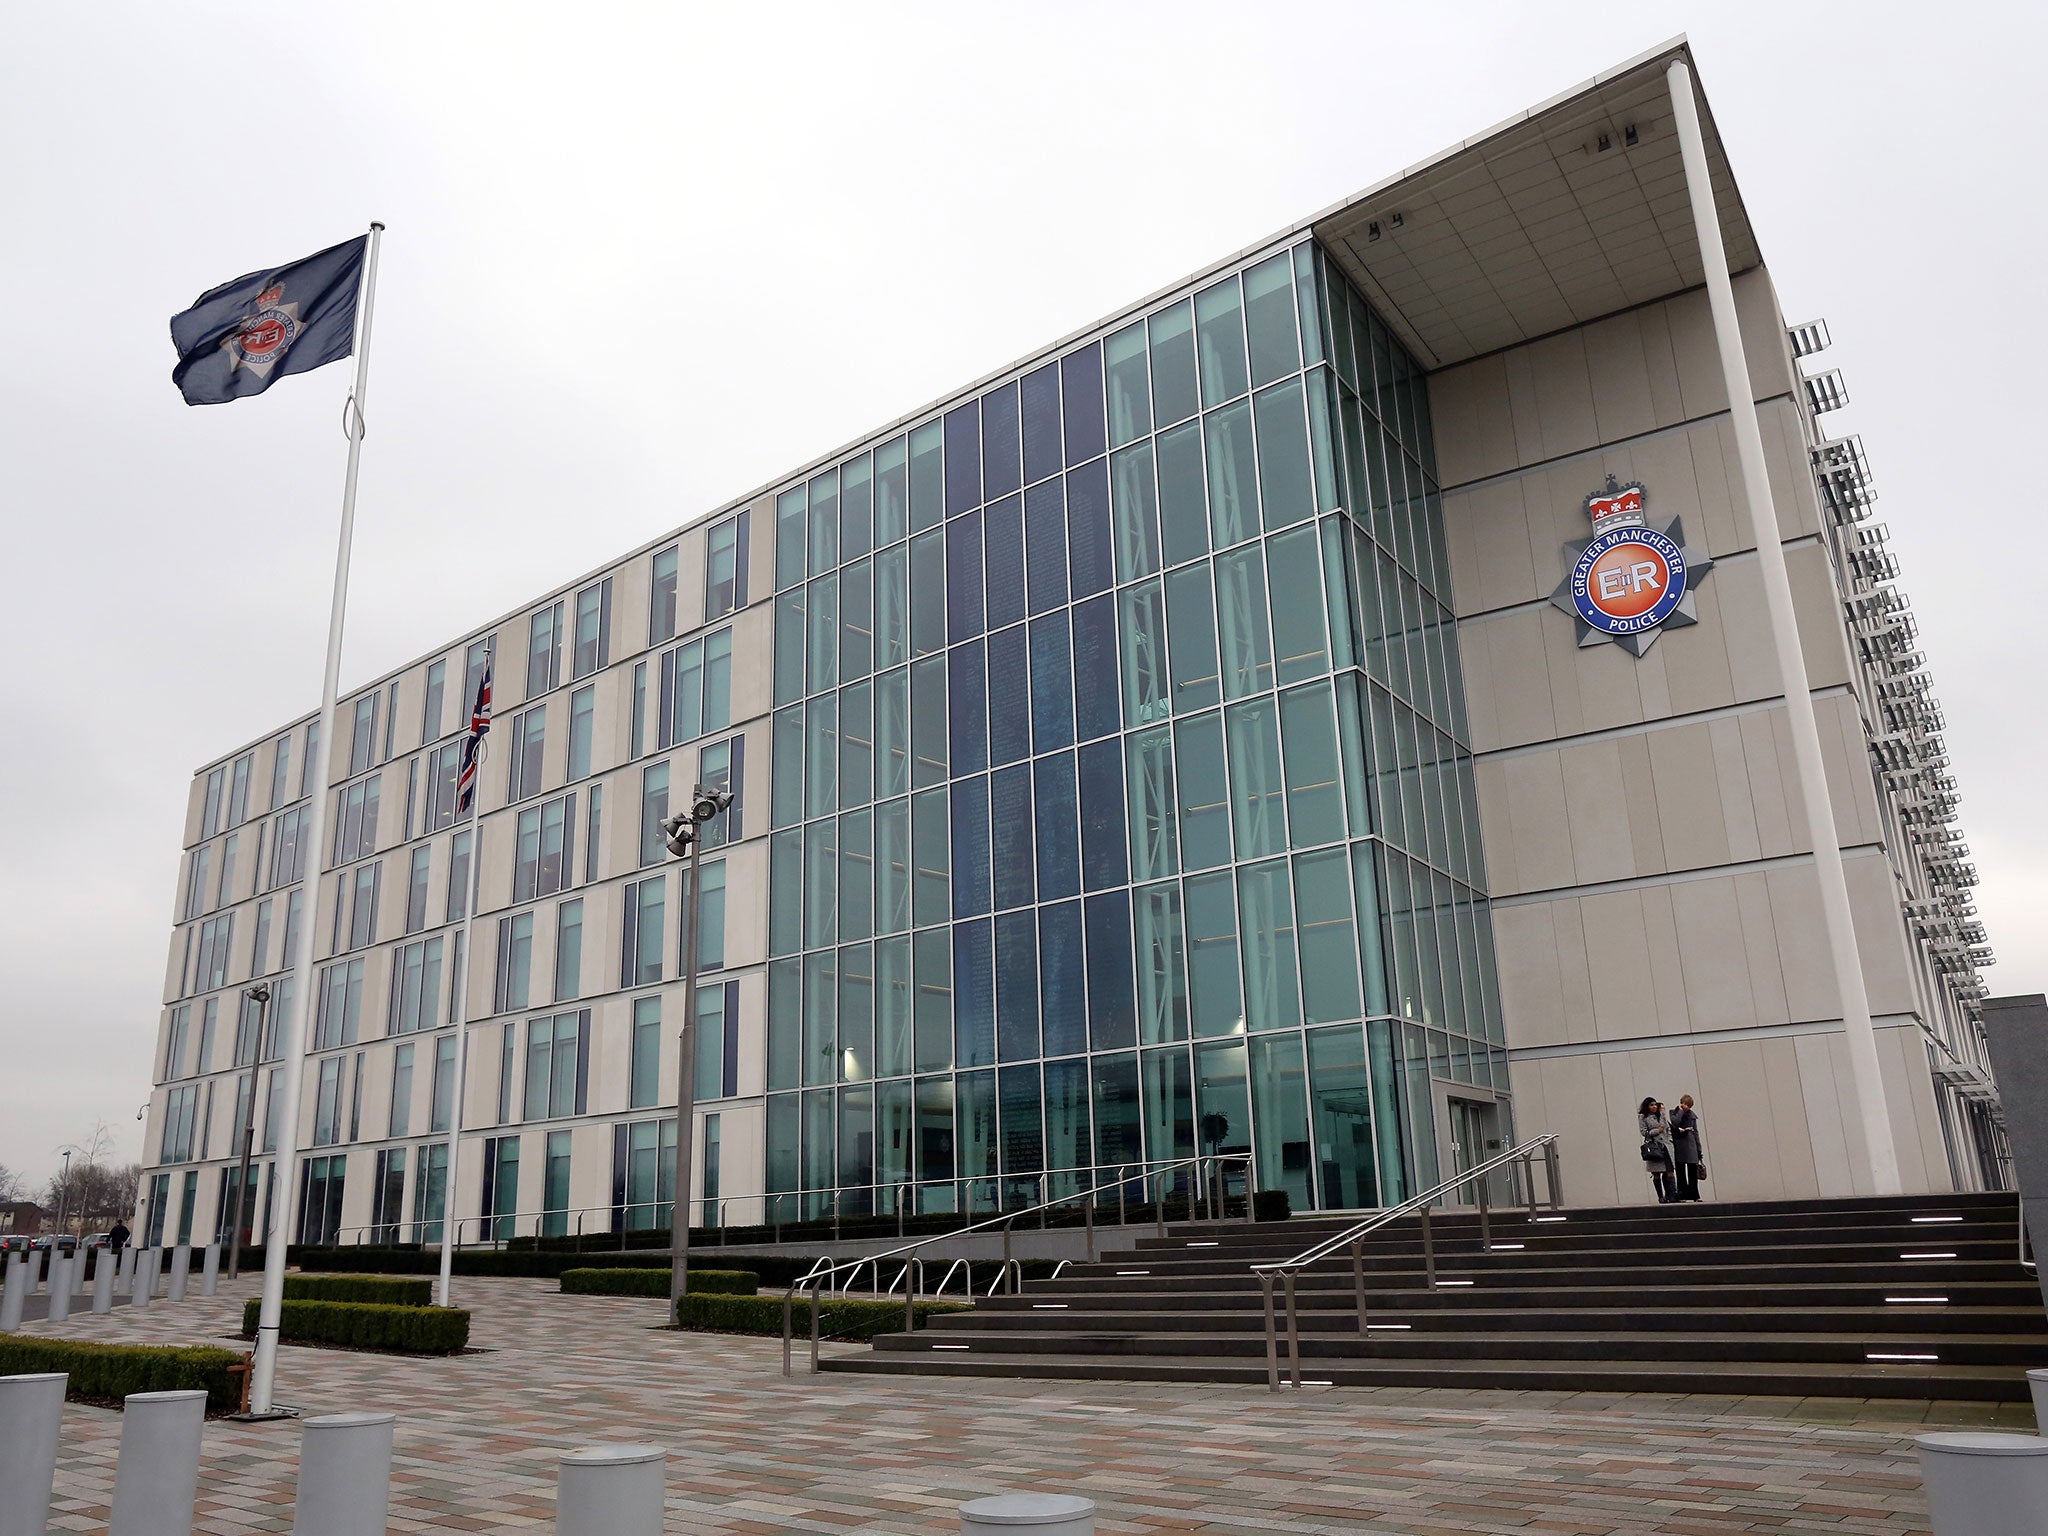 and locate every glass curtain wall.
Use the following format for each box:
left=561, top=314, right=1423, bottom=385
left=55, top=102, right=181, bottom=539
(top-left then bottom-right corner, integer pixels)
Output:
left=761, top=239, right=1503, bottom=1216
